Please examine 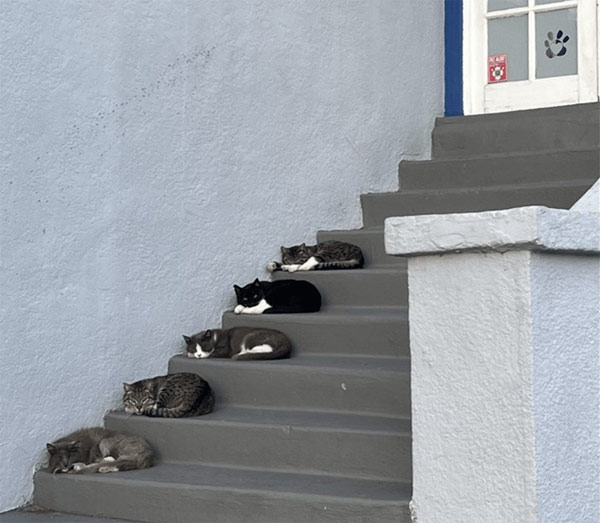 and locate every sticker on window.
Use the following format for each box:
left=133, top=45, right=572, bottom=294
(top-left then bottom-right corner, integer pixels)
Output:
left=488, top=54, right=508, bottom=83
